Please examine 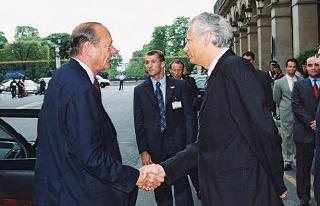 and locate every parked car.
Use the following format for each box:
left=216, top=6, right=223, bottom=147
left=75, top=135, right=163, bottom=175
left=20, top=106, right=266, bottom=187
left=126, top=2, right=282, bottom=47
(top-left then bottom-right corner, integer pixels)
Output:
left=96, top=75, right=110, bottom=88
left=0, top=79, right=13, bottom=92
left=193, top=74, right=207, bottom=109
left=23, top=80, right=38, bottom=95
left=0, top=109, right=38, bottom=206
